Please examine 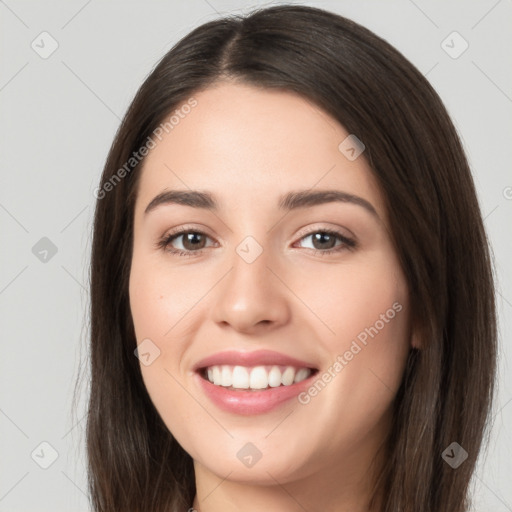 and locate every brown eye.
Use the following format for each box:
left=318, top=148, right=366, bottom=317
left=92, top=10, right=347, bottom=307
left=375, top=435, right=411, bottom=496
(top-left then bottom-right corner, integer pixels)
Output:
left=157, top=227, right=355, bottom=258
left=175, top=232, right=208, bottom=251
left=296, top=229, right=356, bottom=254
left=309, top=232, right=338, bottom=250
left=163, top=231, right=212, bottom=253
